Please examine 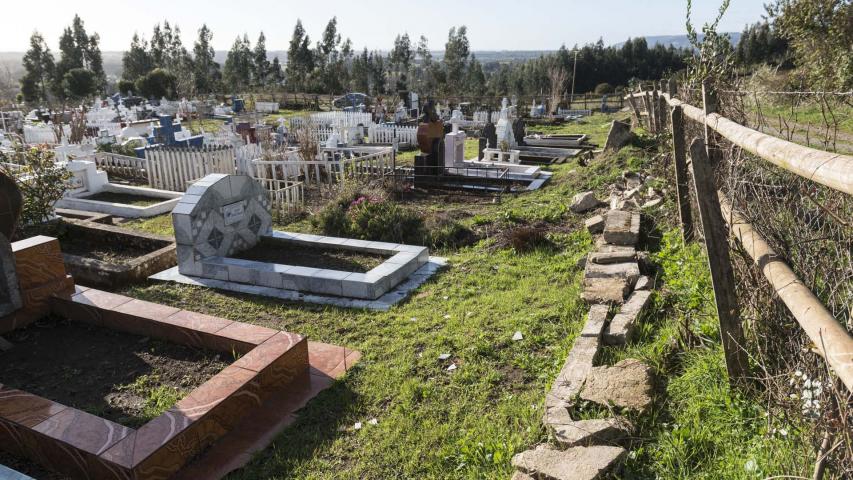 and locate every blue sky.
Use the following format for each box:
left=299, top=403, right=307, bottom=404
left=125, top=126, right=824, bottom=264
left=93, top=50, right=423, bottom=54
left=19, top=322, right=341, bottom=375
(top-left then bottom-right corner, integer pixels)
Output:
left=2, top=0, right=768, bottom=51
